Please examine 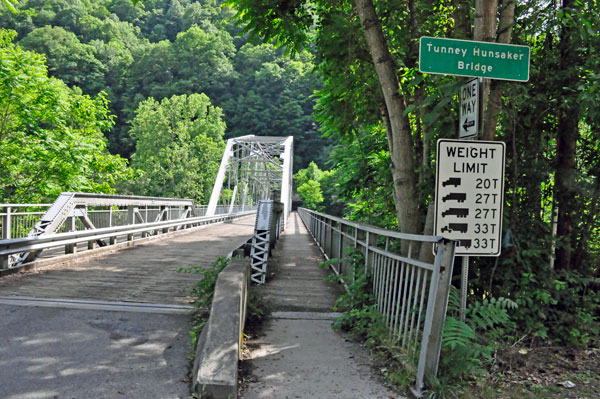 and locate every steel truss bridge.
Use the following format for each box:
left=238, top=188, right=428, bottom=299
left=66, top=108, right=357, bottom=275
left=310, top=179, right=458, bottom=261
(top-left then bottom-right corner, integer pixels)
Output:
left=207, top=135, right=293, bottom=229
left=0, top=135, right=294, bottom=270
